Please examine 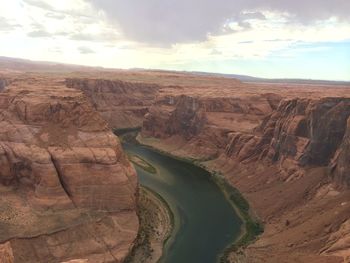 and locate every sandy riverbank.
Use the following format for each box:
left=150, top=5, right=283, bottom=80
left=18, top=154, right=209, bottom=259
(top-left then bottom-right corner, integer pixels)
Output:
left=125, top=186, right=173, bottom=263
